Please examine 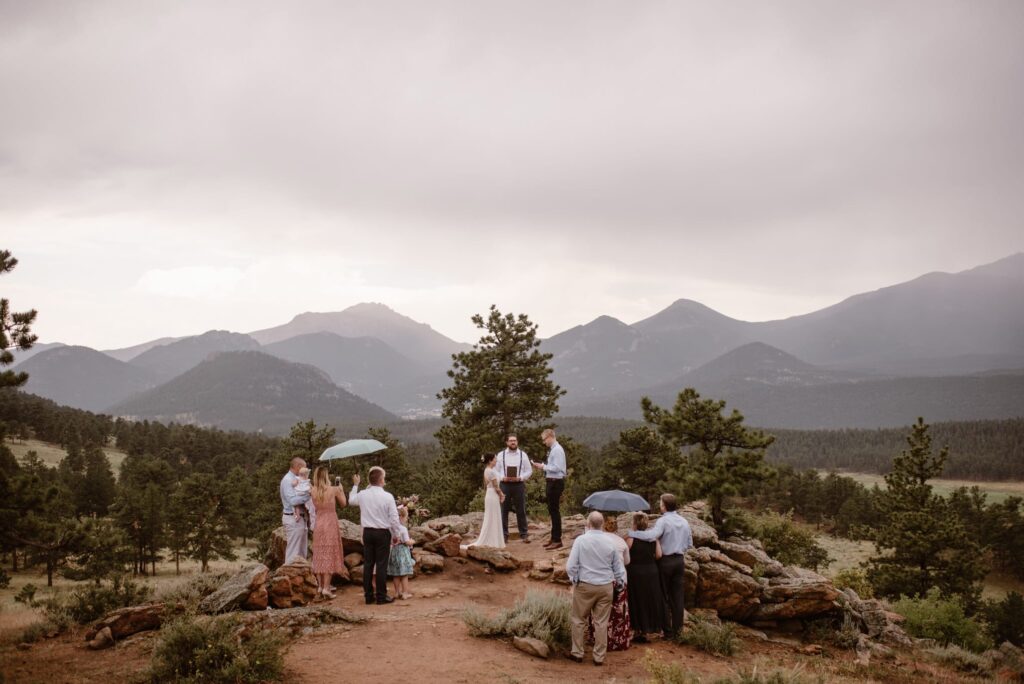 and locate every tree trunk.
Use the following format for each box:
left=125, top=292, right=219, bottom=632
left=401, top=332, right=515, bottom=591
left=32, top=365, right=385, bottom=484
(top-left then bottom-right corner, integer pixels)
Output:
left=11, top=549, right=18, bottom=572
left=46, top=558, right=54, bottom=587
